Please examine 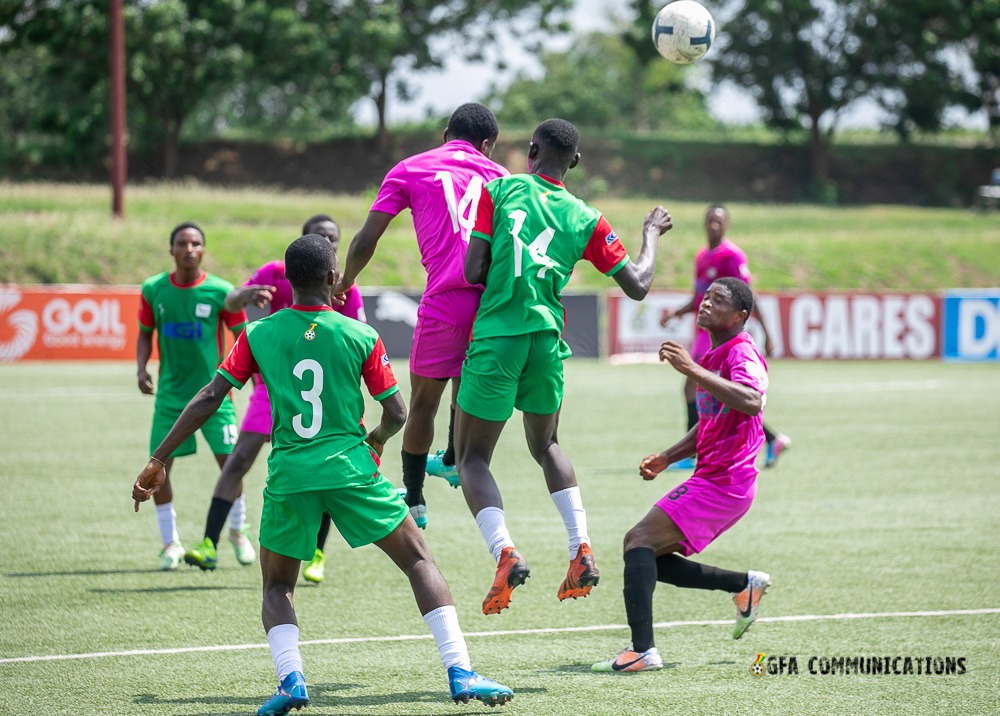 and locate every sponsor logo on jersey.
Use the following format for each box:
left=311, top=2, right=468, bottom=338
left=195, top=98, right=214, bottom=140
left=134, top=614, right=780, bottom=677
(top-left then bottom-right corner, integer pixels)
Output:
left=381, top=353, right=390, bottom=365
left=195, top=302, right=211, bottom=318
left=605, top=230, right=619, bottom=246
left=162, top=321, right=203, bottom=340
left=304, top=323, right=317, bottom=340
